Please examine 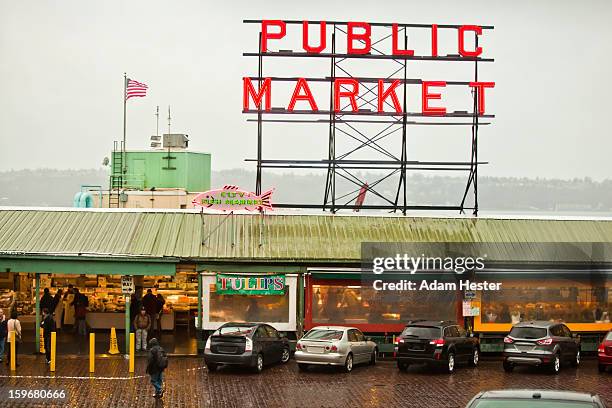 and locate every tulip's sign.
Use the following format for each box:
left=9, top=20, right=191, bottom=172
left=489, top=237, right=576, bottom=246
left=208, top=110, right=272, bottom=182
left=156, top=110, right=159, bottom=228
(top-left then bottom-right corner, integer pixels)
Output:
left=243, top=20, right=495, bottom=115
left=216, top=274, right=286, bottom=295
left=192, top=185, right=274, bottom=212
